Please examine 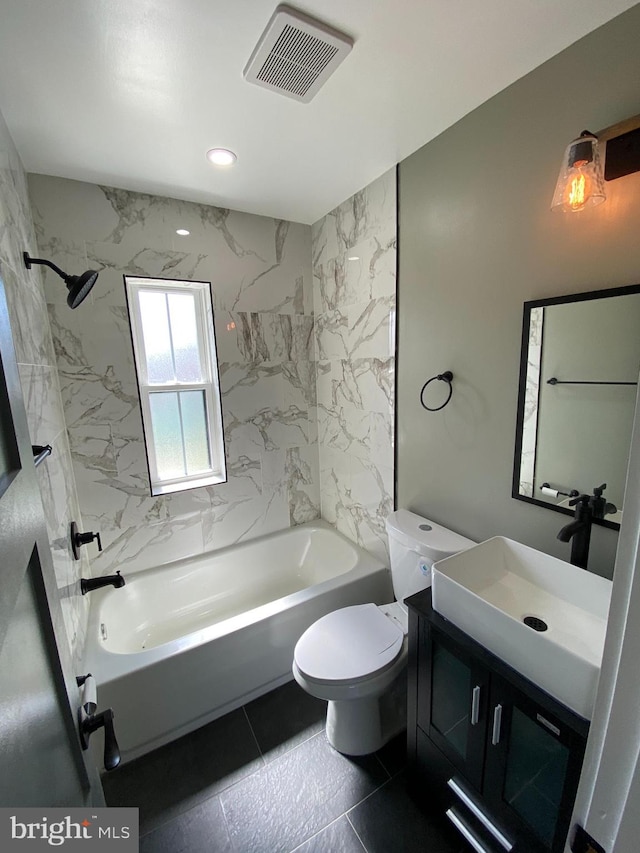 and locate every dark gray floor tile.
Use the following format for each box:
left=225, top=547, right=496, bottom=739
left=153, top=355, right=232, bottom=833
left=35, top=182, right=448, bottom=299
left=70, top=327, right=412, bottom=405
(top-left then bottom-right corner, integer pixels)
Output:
left=103, top=708, right=264, bottom=833
left=219, top=732, right=388, bottom=853
left=347, top=772, right=468, bottom=853
left=374, top=731, right=407, bottom=778
left=290, top=816, right=366, bottom=853
left=244, top=679, right=326, bottom=762
left=139, top=796, right=233, bottom=853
